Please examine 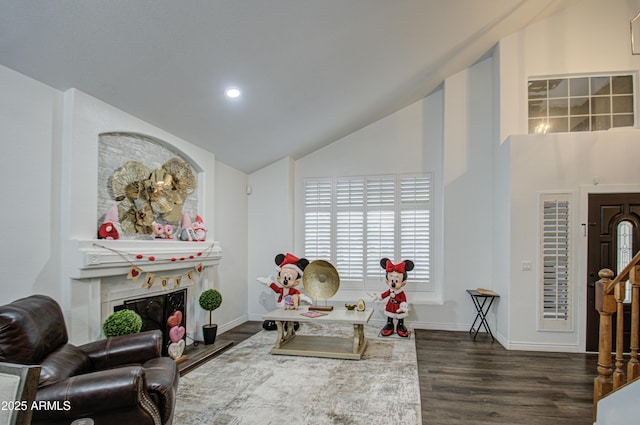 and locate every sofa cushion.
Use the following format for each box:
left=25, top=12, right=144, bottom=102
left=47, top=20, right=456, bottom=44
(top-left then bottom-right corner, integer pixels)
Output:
left=0, top=295, right=68, bottom=364
left=39, top=343, right=90, bottom=387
